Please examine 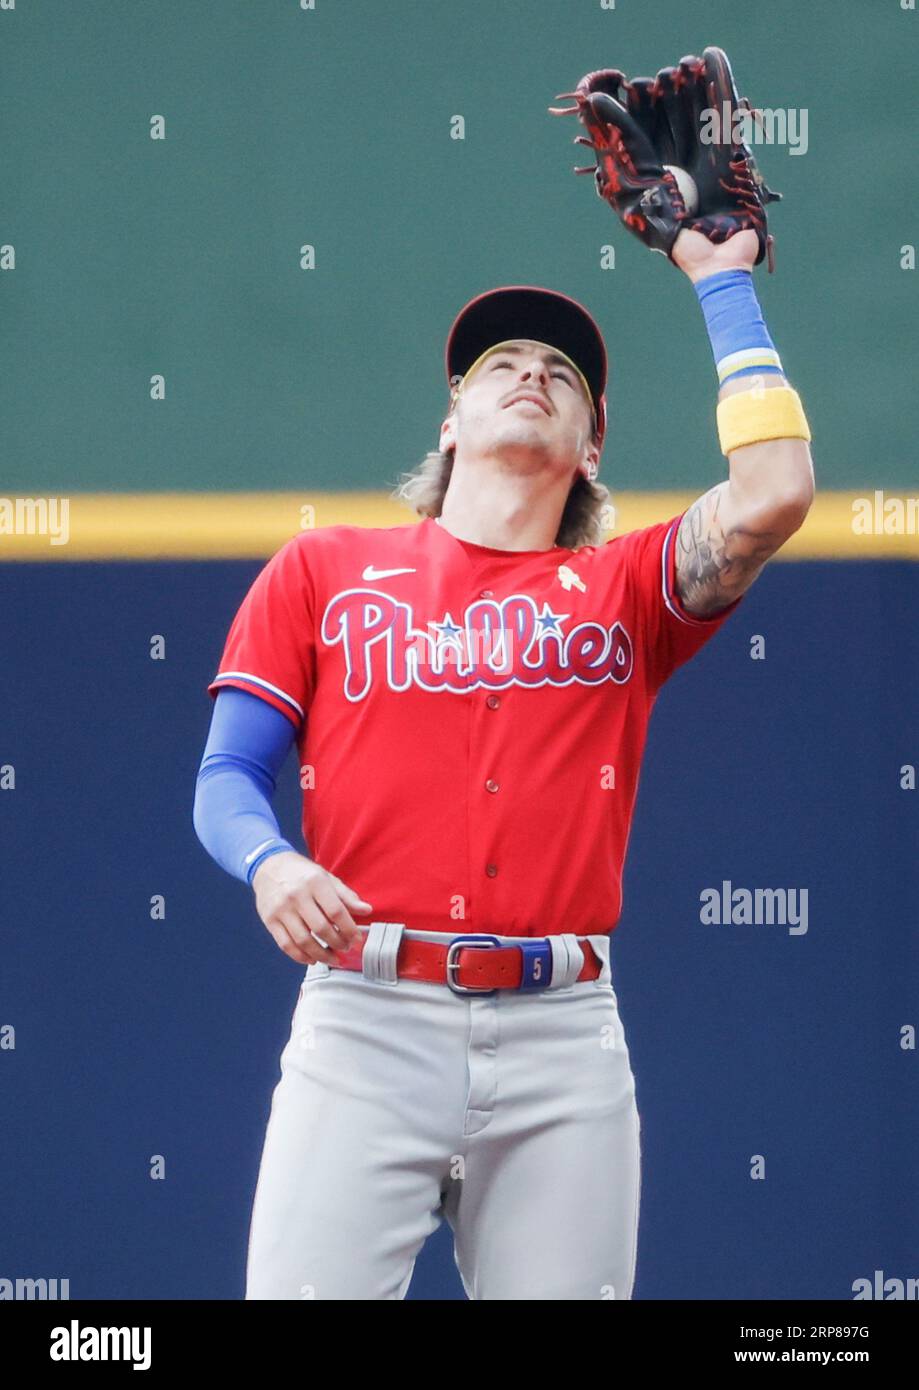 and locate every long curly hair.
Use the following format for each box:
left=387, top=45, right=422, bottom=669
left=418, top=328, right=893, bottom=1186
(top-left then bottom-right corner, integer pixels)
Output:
left=390, top=444, right=612, bottom=551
